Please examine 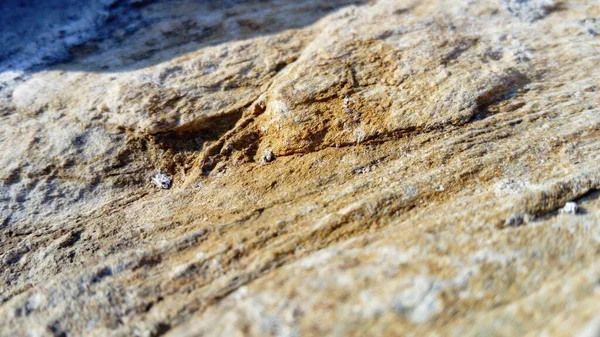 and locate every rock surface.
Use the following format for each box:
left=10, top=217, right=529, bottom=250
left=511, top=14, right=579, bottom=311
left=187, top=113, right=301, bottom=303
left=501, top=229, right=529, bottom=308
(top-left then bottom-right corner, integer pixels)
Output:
left=1, top=0, right=600, bottom=336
